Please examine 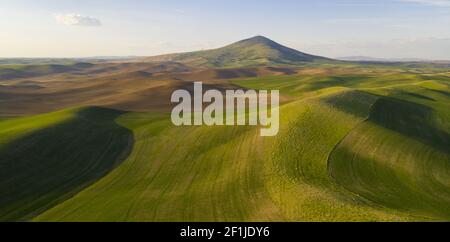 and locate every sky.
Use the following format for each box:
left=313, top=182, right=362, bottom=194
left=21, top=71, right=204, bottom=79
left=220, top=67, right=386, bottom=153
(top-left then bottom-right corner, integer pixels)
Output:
left=1, top=0, right=450, bottom=59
